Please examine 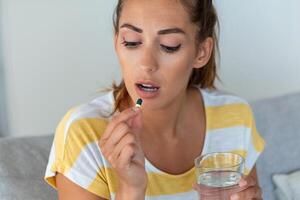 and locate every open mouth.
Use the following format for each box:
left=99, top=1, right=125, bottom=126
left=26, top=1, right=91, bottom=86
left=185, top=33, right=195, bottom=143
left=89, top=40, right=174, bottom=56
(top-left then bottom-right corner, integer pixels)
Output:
left=136, top=83, right=159, bottom=92
left=136, top=83, right=160, bottom=92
